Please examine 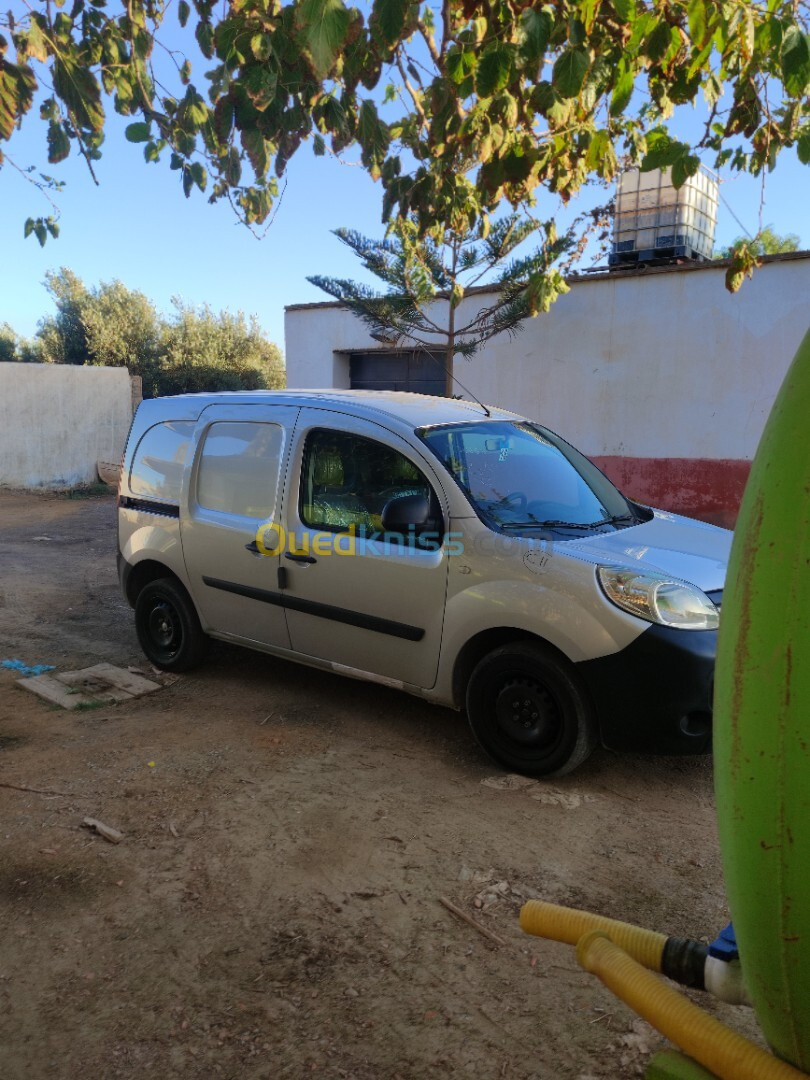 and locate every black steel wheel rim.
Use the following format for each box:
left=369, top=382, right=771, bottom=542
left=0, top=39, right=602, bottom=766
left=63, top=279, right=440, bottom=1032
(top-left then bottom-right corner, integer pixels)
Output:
left=147, top=599, right=181, bottom=658
left=494, top=676, right=562, bottom=750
